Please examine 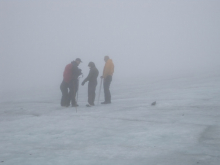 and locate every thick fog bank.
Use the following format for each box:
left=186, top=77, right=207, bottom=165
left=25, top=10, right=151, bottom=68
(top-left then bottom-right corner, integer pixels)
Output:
left=1, top=0, right=220, bottom=92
